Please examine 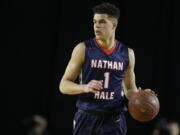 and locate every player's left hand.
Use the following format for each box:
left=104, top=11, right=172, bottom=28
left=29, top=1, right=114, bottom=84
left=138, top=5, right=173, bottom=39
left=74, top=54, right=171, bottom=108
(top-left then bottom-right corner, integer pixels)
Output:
left=138, top=87, right=157, bottom=96
left=144, top=89, right=157, bottom=96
